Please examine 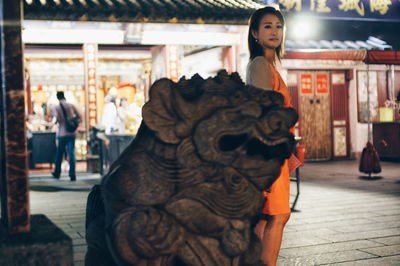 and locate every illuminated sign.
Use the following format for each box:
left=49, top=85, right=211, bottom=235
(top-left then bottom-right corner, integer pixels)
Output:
left=264, top=0, right=400, bottom=21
